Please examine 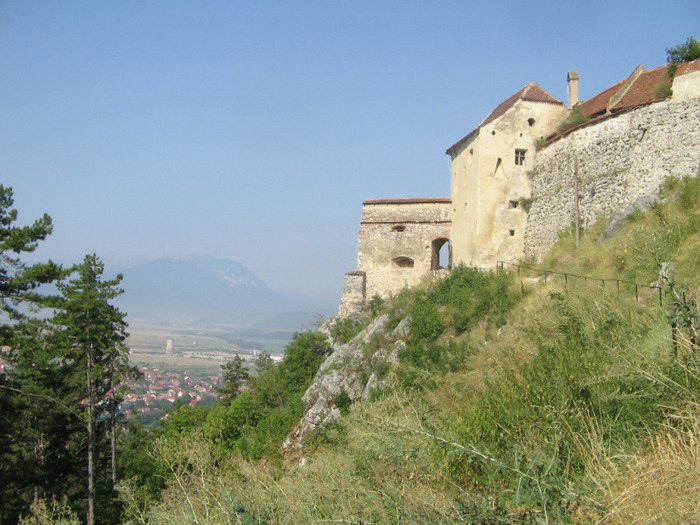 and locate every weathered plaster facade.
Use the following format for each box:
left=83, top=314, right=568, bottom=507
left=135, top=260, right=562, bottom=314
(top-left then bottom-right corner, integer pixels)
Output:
left=338, top=57, right=700, bottom=316
left=447, top=83, right=567, bottom=268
